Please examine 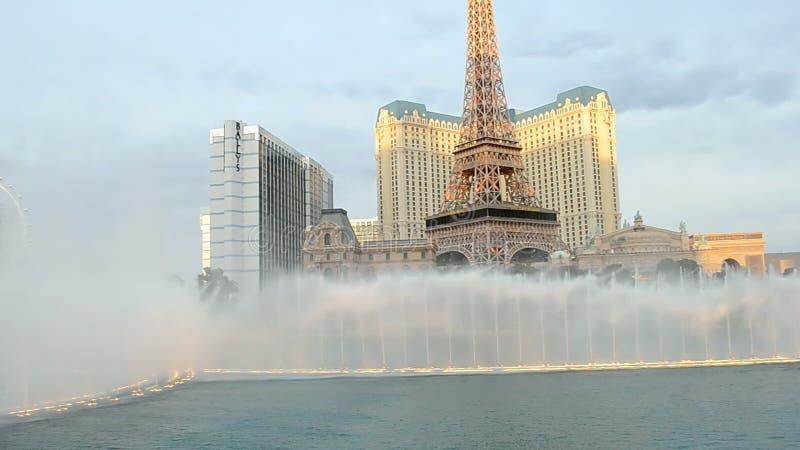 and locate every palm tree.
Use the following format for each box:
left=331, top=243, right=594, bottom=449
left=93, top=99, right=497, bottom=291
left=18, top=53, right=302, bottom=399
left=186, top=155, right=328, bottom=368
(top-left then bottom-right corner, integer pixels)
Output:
left=198, top=268, right=239, bottom=305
